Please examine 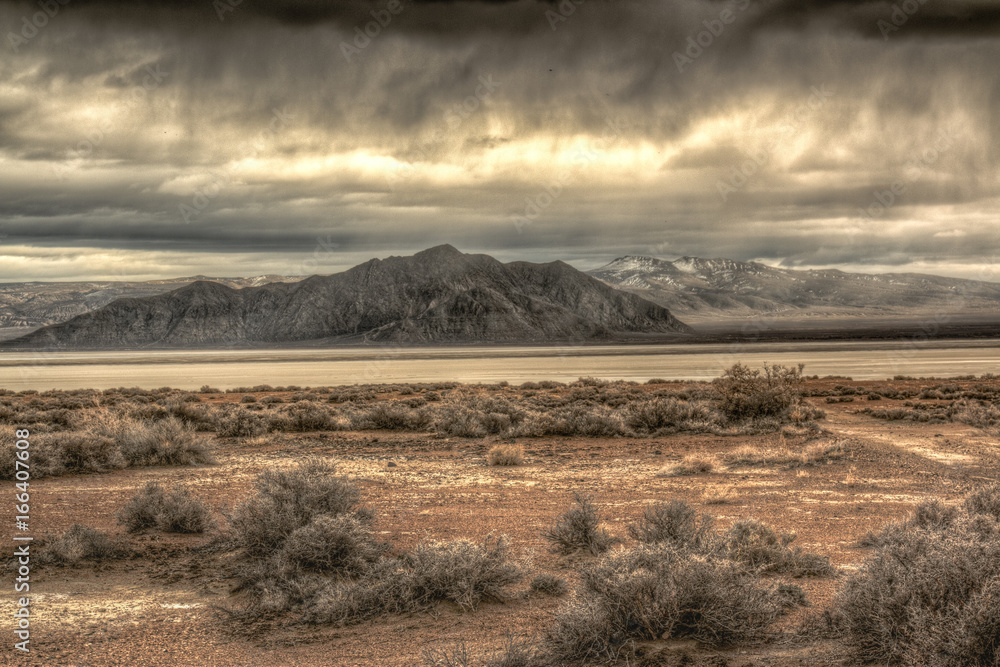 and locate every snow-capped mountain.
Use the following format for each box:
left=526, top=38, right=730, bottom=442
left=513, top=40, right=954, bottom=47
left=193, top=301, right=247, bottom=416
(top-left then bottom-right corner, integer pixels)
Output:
left=588, top=256, right=1000, bottom=322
